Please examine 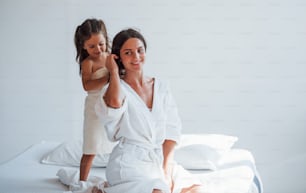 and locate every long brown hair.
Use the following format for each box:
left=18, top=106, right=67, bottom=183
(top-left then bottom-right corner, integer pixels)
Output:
left=74, top=18, right=110, bottom=74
